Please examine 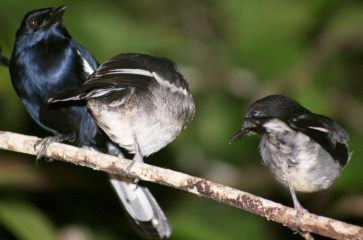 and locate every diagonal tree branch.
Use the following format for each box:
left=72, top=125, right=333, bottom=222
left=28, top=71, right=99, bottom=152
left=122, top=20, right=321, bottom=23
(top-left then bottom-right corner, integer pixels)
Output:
left=0, top=130, right=362, bottom=240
